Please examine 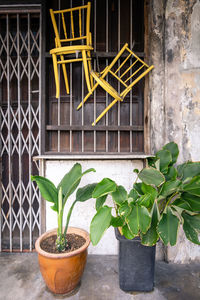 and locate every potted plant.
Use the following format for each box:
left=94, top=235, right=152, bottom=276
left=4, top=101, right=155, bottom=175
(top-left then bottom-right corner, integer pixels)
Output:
left=31, top=163, right=96, bottom=294
left=89, top=142, right=200, bottom=292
